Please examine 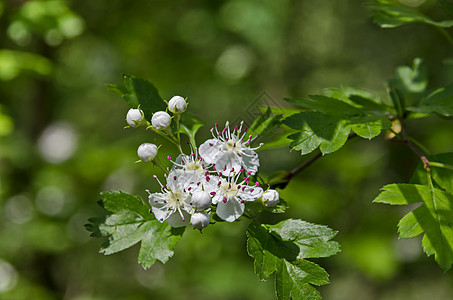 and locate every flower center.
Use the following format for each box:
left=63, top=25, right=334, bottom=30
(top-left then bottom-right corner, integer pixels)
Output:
left=185, top=161, right=203, bottom=172
left=221, top=182, right=238, bottom=198
left=224, top=140, right=242, bottom=153
left=167, top=190, right=184, bottom=209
